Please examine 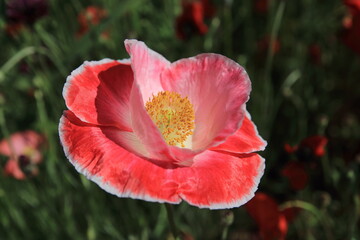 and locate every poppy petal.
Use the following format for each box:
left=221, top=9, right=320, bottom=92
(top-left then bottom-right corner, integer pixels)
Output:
left=63, top=59, right=133, bottom=130
left=59, top=111, right=181, bottom=203
left=175, top=151, right=265, bottom=209
left=125, top=39, right=170, bottom=102
left=4, top=159, right=26, bottom=180
left=60, top=111, right=264, bottom=208
left=128, top=82, right=175, bottom=165
left=210, top=112, right=267, bottom=154
left=161, top=53, right=251, bottom=151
